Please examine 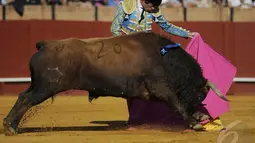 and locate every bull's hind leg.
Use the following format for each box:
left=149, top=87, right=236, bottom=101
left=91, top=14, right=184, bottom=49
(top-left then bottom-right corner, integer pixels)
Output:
left=3, top=85, right=59, bottom=136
